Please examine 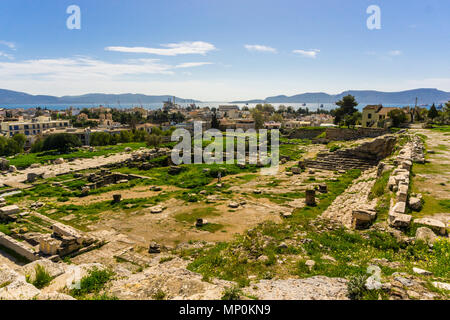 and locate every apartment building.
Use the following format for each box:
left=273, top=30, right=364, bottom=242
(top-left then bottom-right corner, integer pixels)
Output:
left=0, top=116, right=70, bottom=137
